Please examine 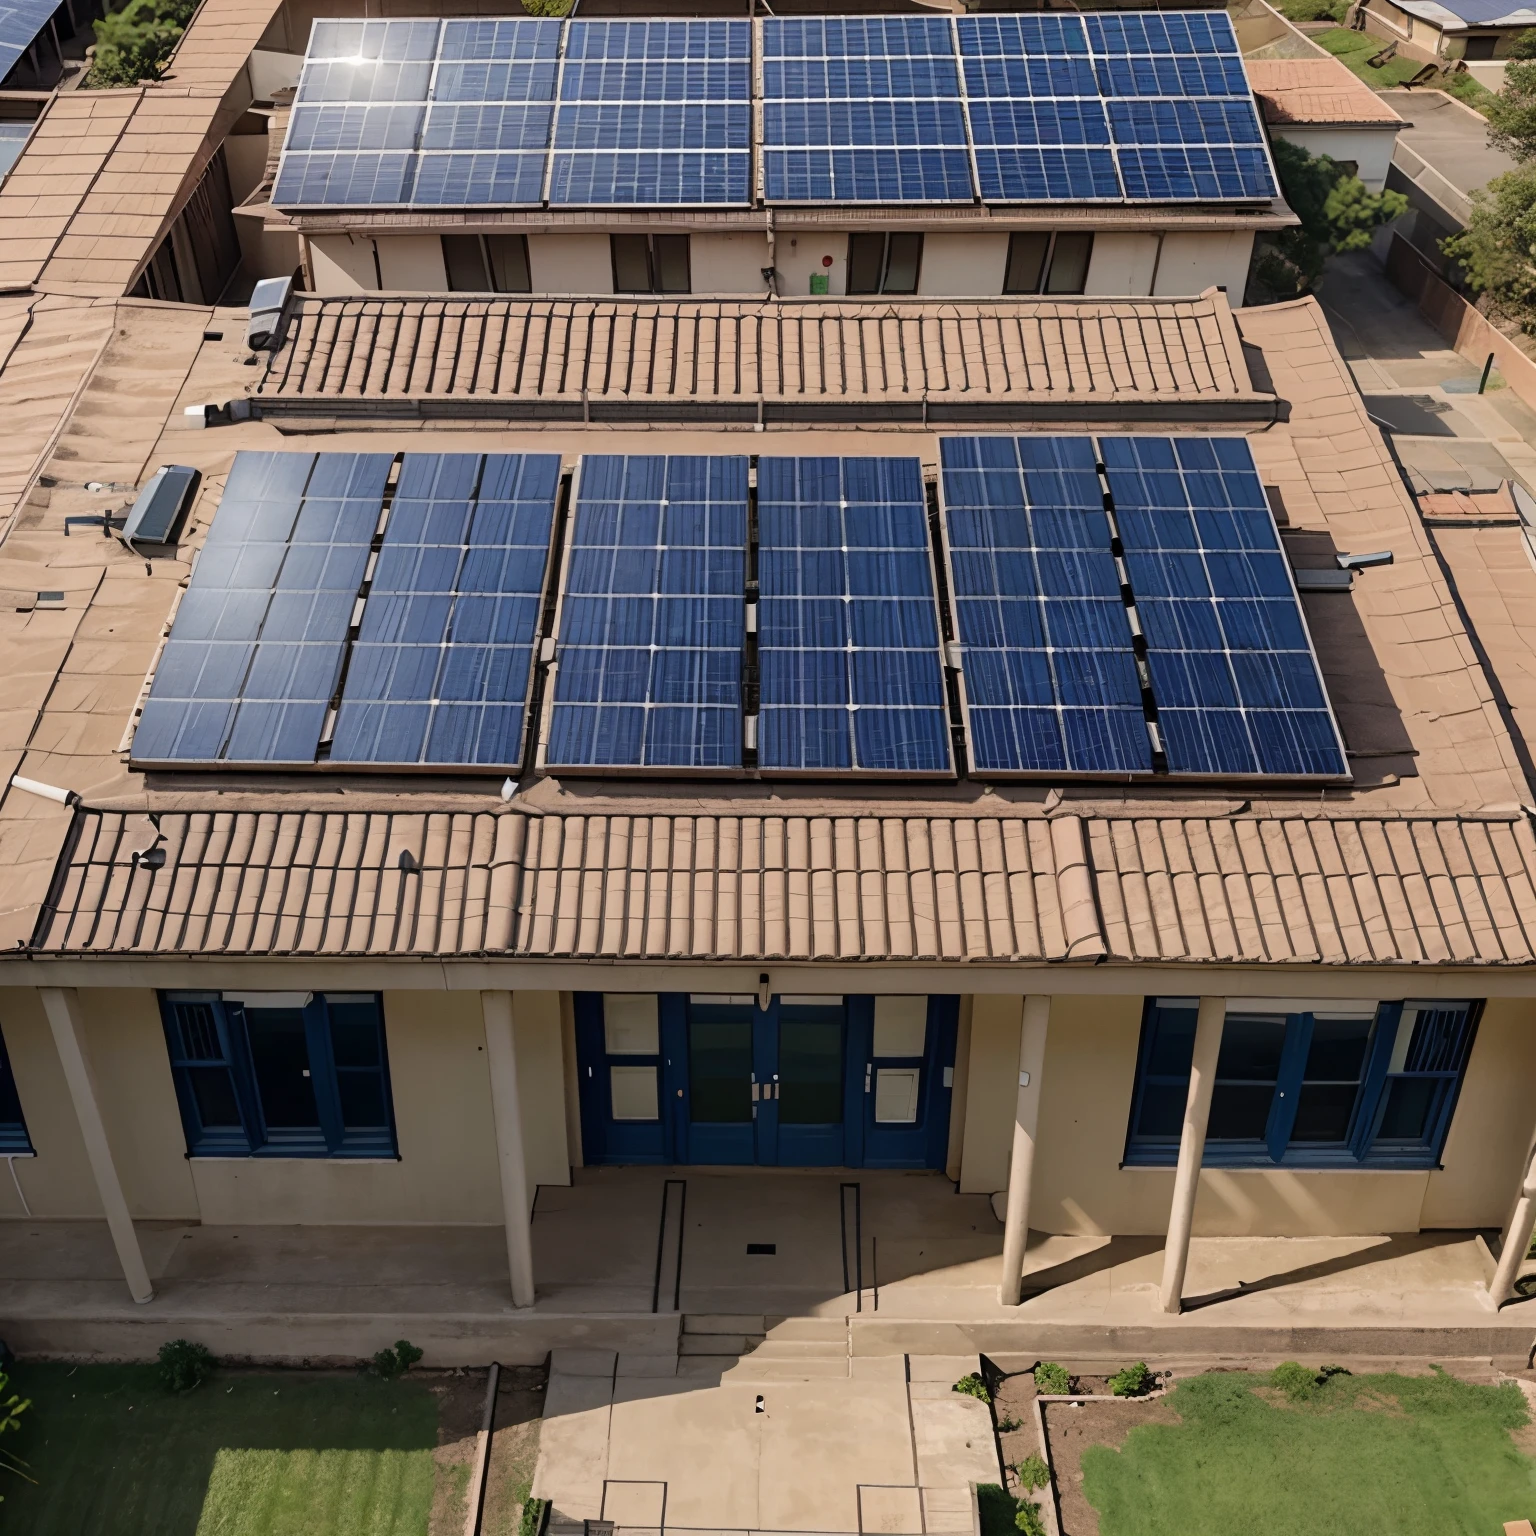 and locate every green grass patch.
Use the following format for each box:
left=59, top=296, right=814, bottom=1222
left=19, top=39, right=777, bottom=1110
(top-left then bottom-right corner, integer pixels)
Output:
left=1314, top=28, right=1428, bottom=88
left=3, top=1362, right=438, bottom=1536
left=1442, top=68, right=1497, bottom=116
left=1082, top=1368, right=1536, bottom=1536
left=1274, top=0, right=1348, bottom=22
